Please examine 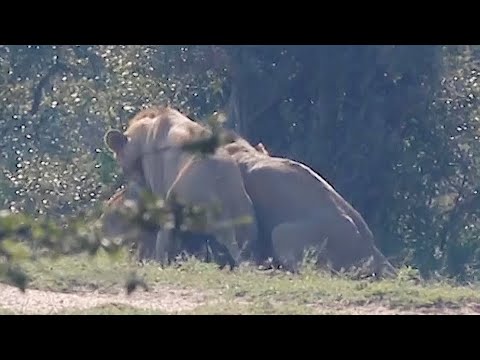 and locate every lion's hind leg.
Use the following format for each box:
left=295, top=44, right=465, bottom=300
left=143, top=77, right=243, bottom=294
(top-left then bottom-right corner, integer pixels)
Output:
left=271, top=220, right=330, bottom=273
left=155, top=227, right=188, bottom=267
left=271, top=211, right=377, bottom=275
